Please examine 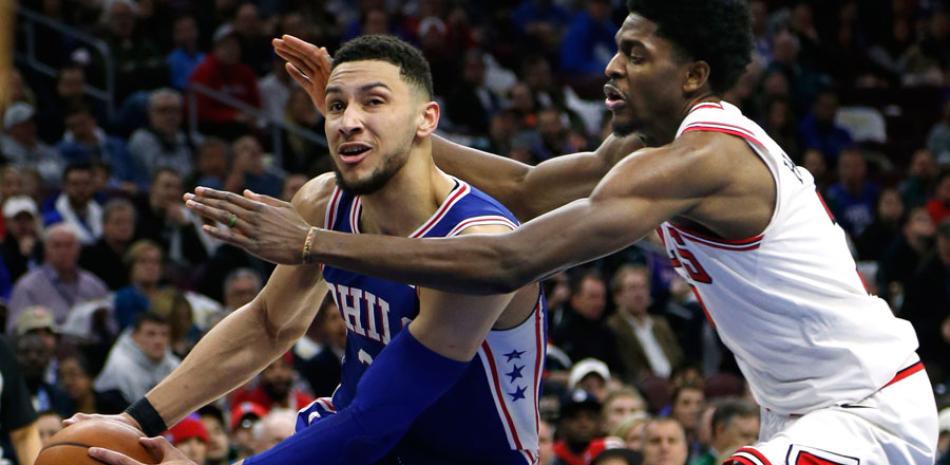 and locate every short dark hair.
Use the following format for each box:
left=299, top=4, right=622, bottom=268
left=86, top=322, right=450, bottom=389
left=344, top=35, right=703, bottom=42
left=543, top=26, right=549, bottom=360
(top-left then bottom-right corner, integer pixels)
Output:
left=626, top=0, right=753, bottom=94
left=710, top=399, right=757, bottom=432
left=133, top=312, right=169, bottom=332
left=332, top=35, right=434, bottom=99
left=62, top=162, right=93, bottom=181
